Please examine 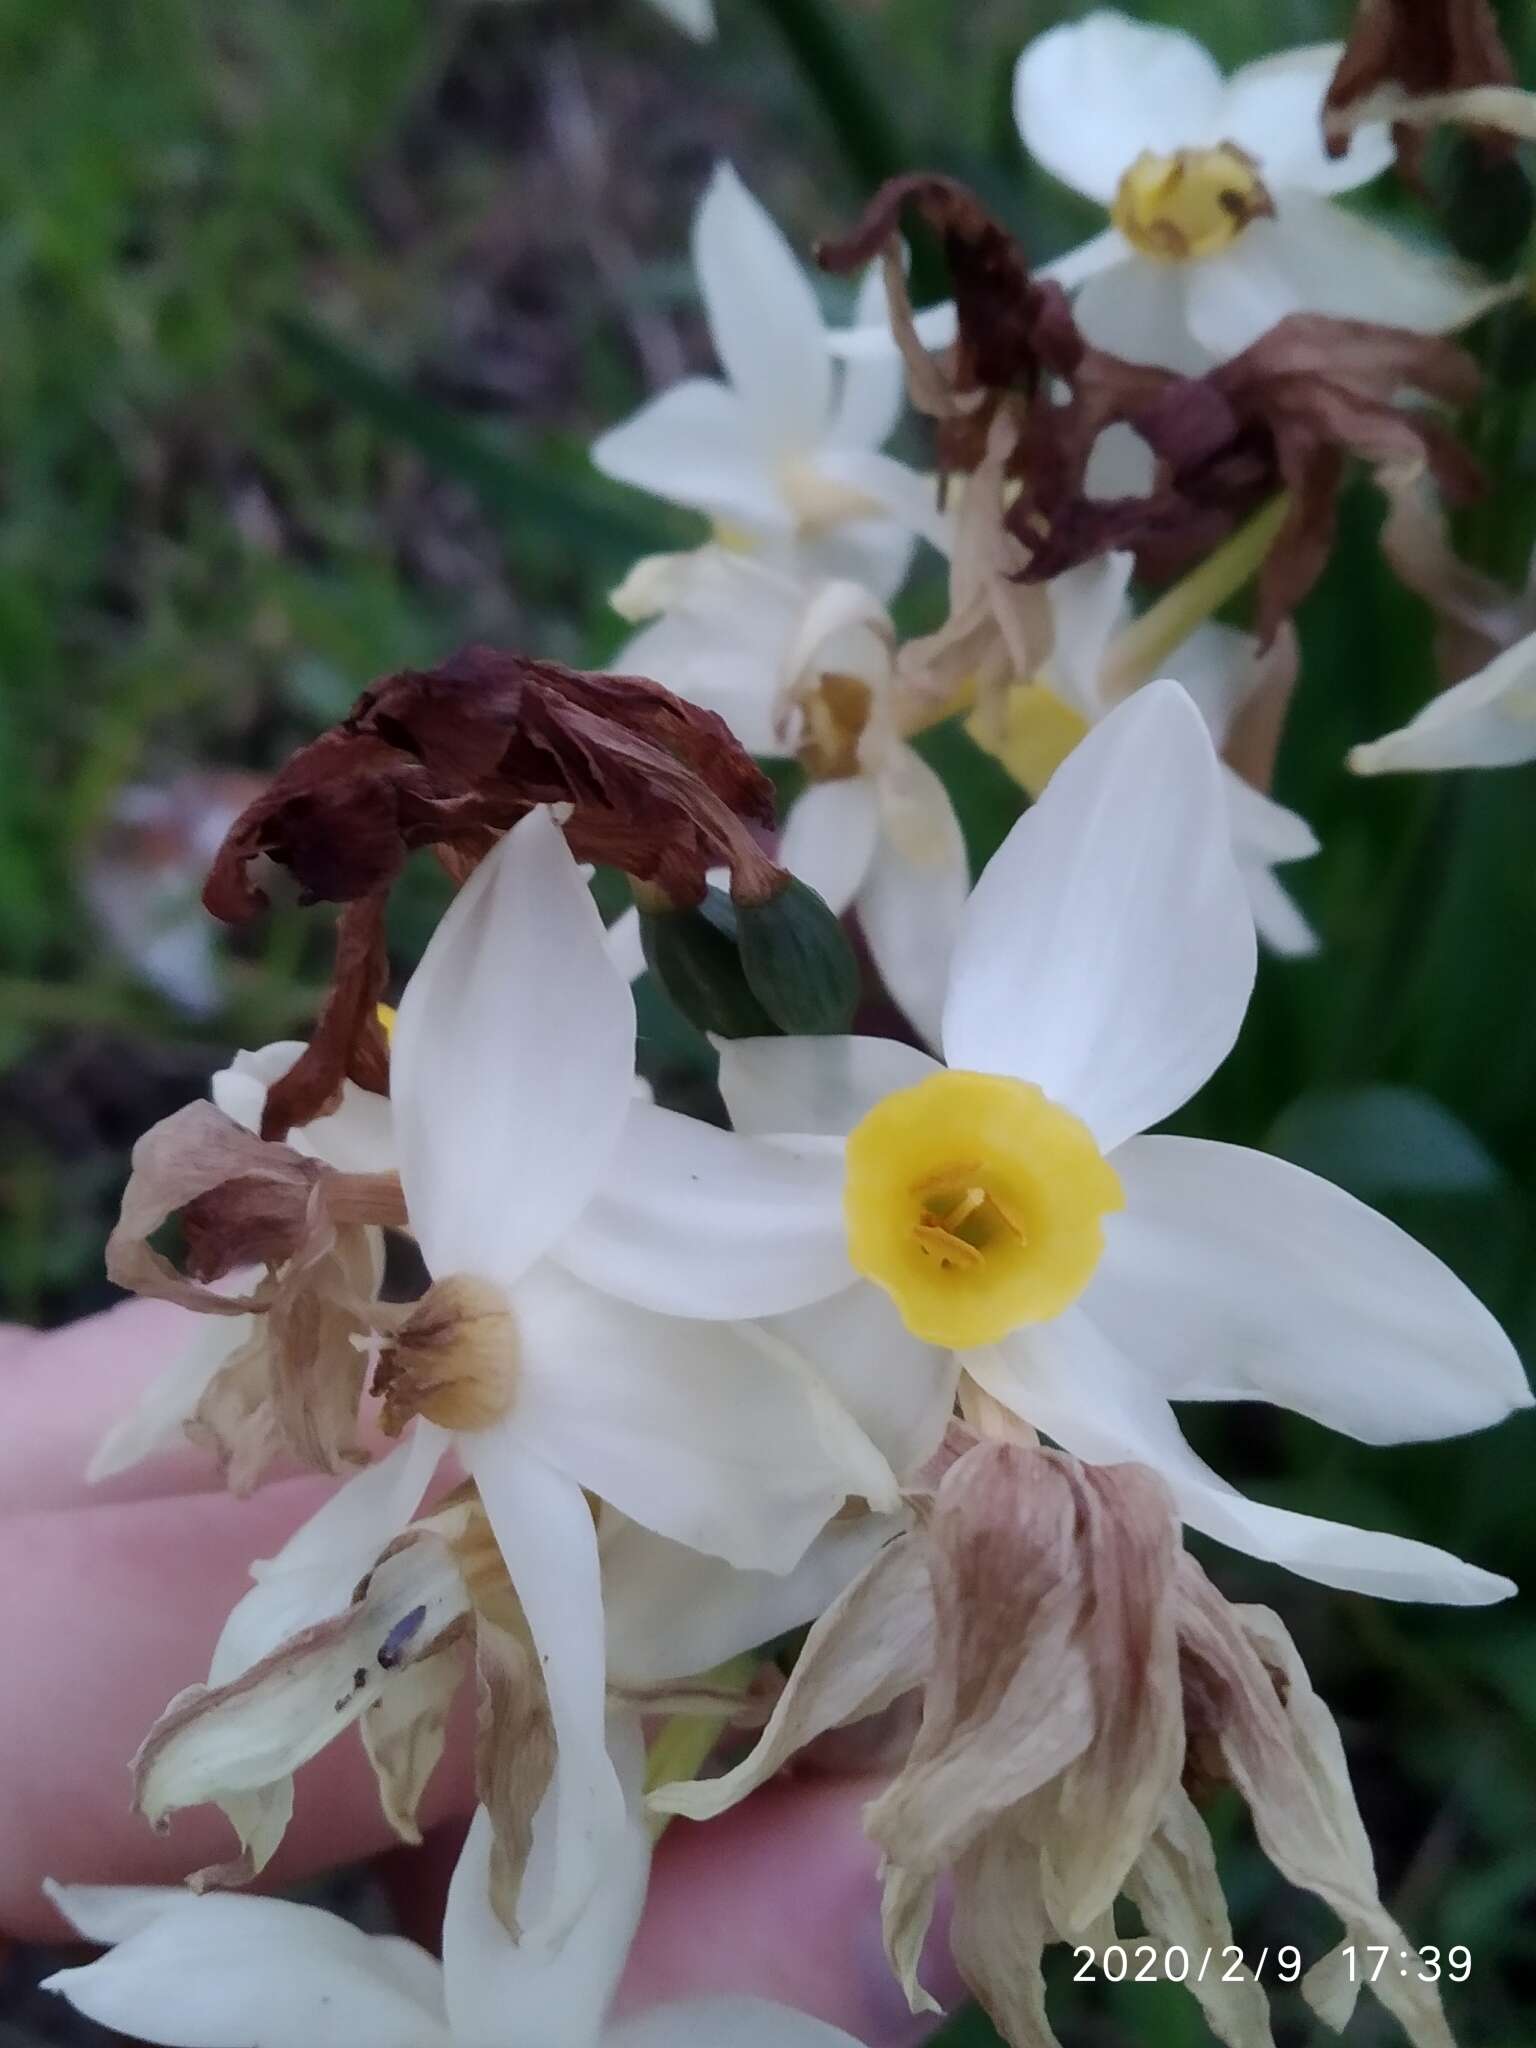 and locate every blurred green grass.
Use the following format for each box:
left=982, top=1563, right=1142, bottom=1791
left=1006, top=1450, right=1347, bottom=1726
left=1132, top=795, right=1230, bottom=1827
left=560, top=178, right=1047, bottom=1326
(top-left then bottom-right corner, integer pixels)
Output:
left=1, top=1, right=1536, bottom=2040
